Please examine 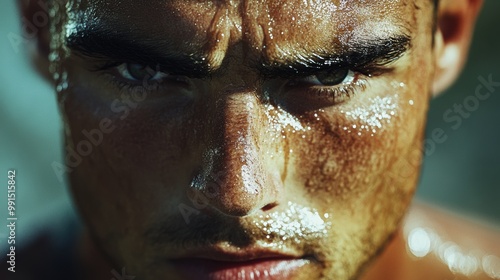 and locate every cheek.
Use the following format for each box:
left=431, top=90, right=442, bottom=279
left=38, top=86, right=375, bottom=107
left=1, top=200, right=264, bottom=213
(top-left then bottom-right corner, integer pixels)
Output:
left=288, top=81, right=428, bottom=210
left=59, top=84, right=203, bottom=233
left=61, top=82, right=199, bottom=171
